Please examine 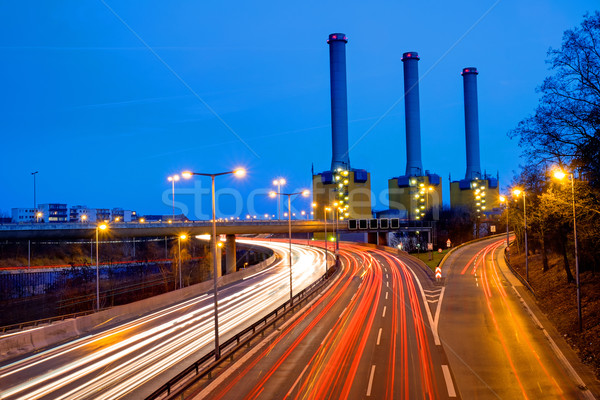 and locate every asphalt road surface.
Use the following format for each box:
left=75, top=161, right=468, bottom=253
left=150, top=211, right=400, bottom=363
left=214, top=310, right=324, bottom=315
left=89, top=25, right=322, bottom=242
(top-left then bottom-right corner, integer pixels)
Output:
left=0, top=239, right=326, bottom=400
left=439, top=236, right=598, bottom=400
left=196, top=242, right=458, bottom=400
